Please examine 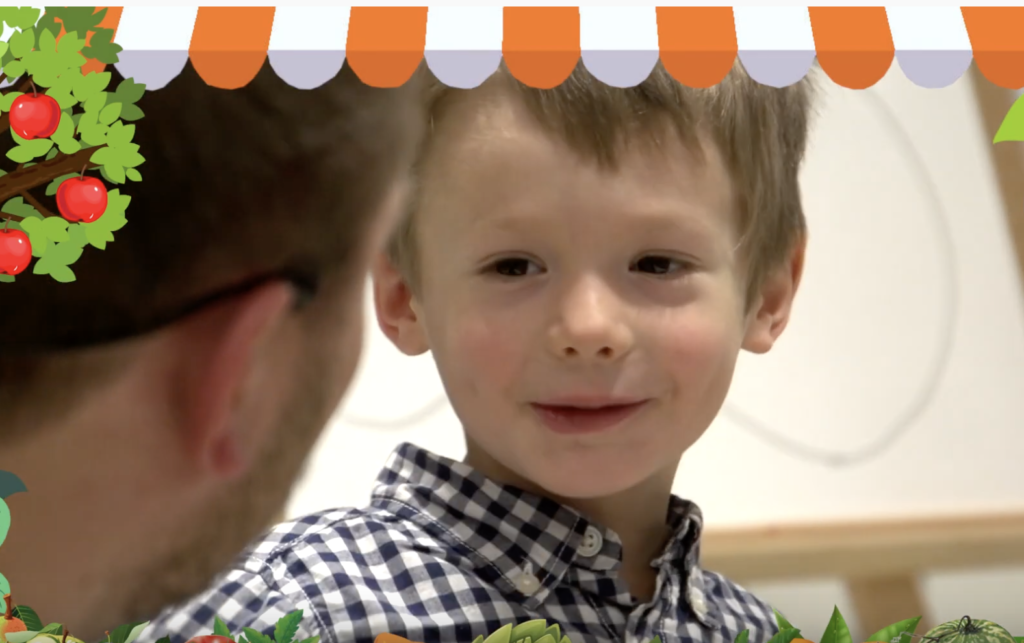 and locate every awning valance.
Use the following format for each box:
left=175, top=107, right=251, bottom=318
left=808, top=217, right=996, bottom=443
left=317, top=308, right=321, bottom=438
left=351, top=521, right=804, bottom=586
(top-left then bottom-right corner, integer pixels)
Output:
left=90, top=6, right=1024, bottom=91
